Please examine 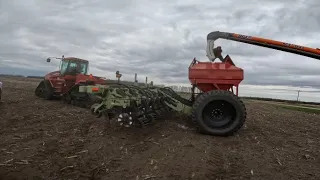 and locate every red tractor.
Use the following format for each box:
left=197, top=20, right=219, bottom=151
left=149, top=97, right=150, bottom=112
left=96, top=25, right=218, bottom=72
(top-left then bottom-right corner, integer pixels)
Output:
left=35, top=55, right=106, bottom=108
